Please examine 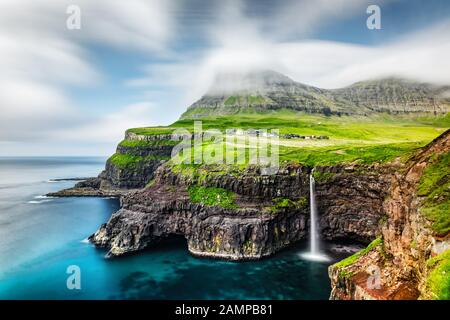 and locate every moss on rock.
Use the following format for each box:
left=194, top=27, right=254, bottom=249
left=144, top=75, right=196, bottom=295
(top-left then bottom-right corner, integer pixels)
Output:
left=422, top=250, right=450, bottom=300
left=108, top=153, right=170, bottom=169
left=418, top=151, right=450, bottom=236
left=188, top=185, right=238, bottom=209
left=270, top=197, right=307, bottom=213
left=333, top=237, right=383, bottom=269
